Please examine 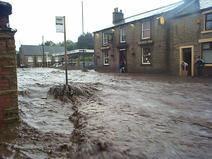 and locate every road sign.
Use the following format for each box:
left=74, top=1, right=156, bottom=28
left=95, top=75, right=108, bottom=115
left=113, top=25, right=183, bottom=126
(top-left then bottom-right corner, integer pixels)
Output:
left=56, top=16, right=64, bottom=33
left=55, top=16, right=68, bottom=85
